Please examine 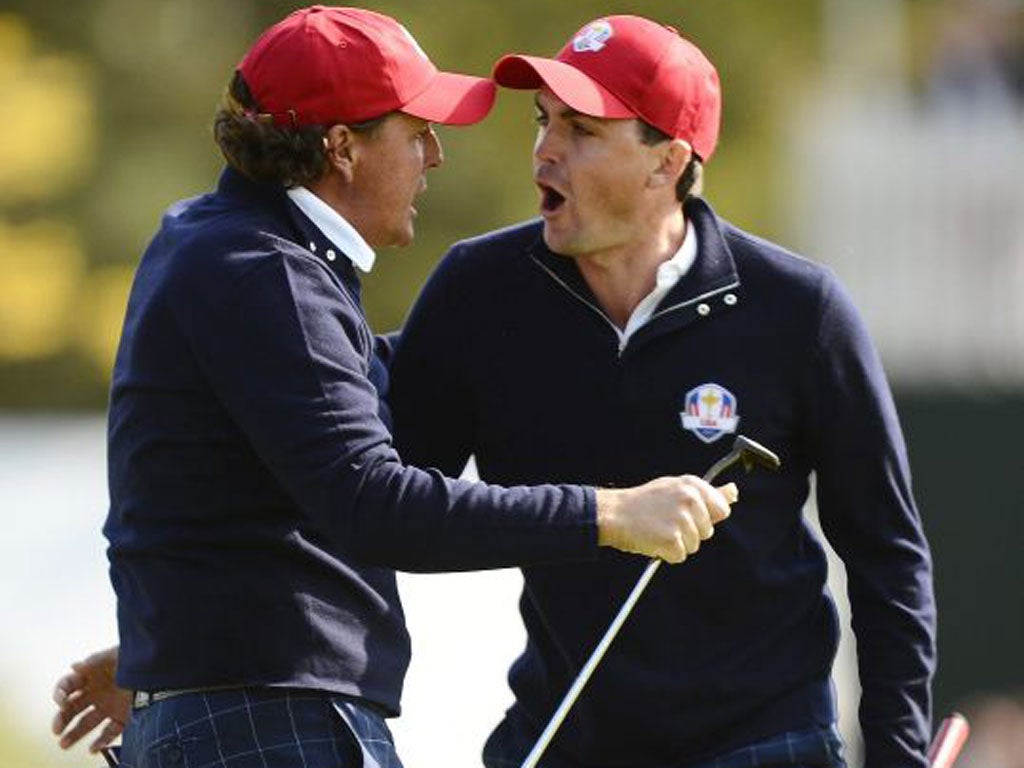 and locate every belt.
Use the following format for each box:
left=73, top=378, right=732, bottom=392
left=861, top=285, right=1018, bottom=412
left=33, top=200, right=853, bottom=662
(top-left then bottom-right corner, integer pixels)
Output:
left=132, top=685, right=241, bottom=709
